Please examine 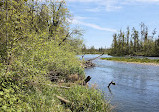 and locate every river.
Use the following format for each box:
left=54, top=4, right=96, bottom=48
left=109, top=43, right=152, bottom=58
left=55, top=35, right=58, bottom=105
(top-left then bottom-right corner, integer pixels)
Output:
left=82, top=54, right=159, bottom=112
